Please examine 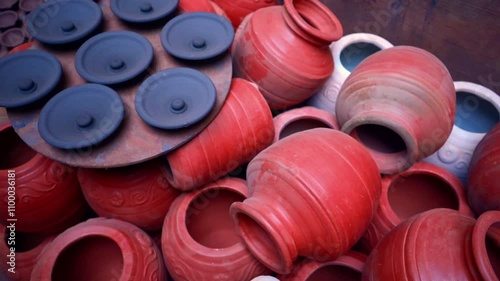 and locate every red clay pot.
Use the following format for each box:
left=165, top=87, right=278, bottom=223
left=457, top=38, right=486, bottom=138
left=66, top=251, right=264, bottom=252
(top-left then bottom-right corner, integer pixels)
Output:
left=0, top=27, right=25, bottom=48
left=0, top=123, right=87, bottom=234
left=178, top=0, right=228, bottom=18
left=78, top=159, right=180, bottom=232
left=162, top=178, right=269, bottom=281
left=212, top=0, right=278, bottom=29
left=363, top=209, right=500, bottom=281
left=468, top=123, right=500, bottom=216
left=31, top=218, right=168, bottom=281
left=163, top=78, right=274, bottom=191
left=336, top=46, right=456, bottom=174
left=230, top=128, right=381, bottom=274
left=232, top=0, right=343, bottom=110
